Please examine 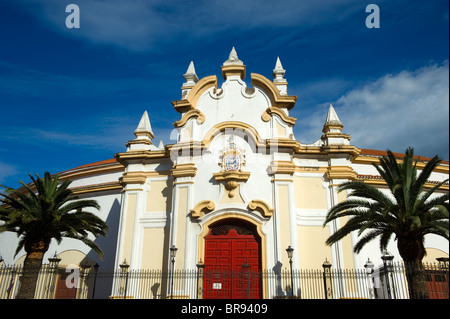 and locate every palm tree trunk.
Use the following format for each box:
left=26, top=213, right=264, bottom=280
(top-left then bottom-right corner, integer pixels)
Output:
left=16, top=240, right=49, bottom=299
left=397, top=236, right=429, bottom=299
left=404, top=262, right=429, bottom=299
